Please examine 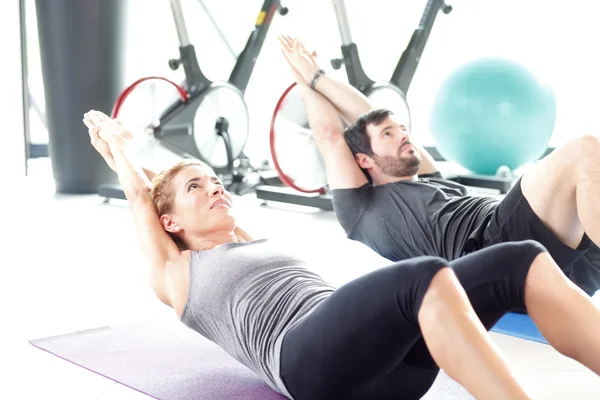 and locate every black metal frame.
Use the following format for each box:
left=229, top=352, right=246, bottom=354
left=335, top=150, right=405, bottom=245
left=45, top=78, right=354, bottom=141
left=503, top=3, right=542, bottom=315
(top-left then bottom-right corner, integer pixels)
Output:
left=333, top=0, right=452, bottom=95
left=424, top=146, right=555, bottom=163
left=256, top=0, right=455, bottom=210
left=30, top=1, right=286, bottom=167
left=154, top=0, right=286, bottom=173
left=100, top=0, right=286, bottom=201
left=334, top=0, right=528, bottom=194
left=229, top=0, right=285, bottom=94
left=167, top=0, right=284, bottom=98
left=390, top=0, right=453, bottom=94
left=257, top=0, right=559, bottom=210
